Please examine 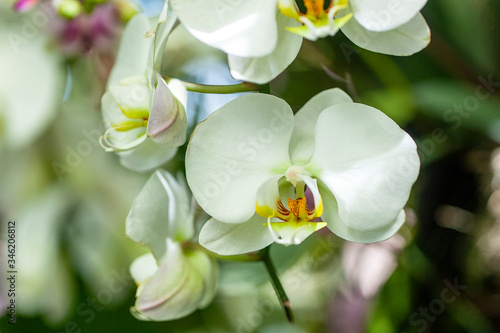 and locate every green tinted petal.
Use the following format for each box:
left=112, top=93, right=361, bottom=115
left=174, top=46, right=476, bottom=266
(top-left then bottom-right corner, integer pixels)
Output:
left=126, top=170, right=194, bottom=259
